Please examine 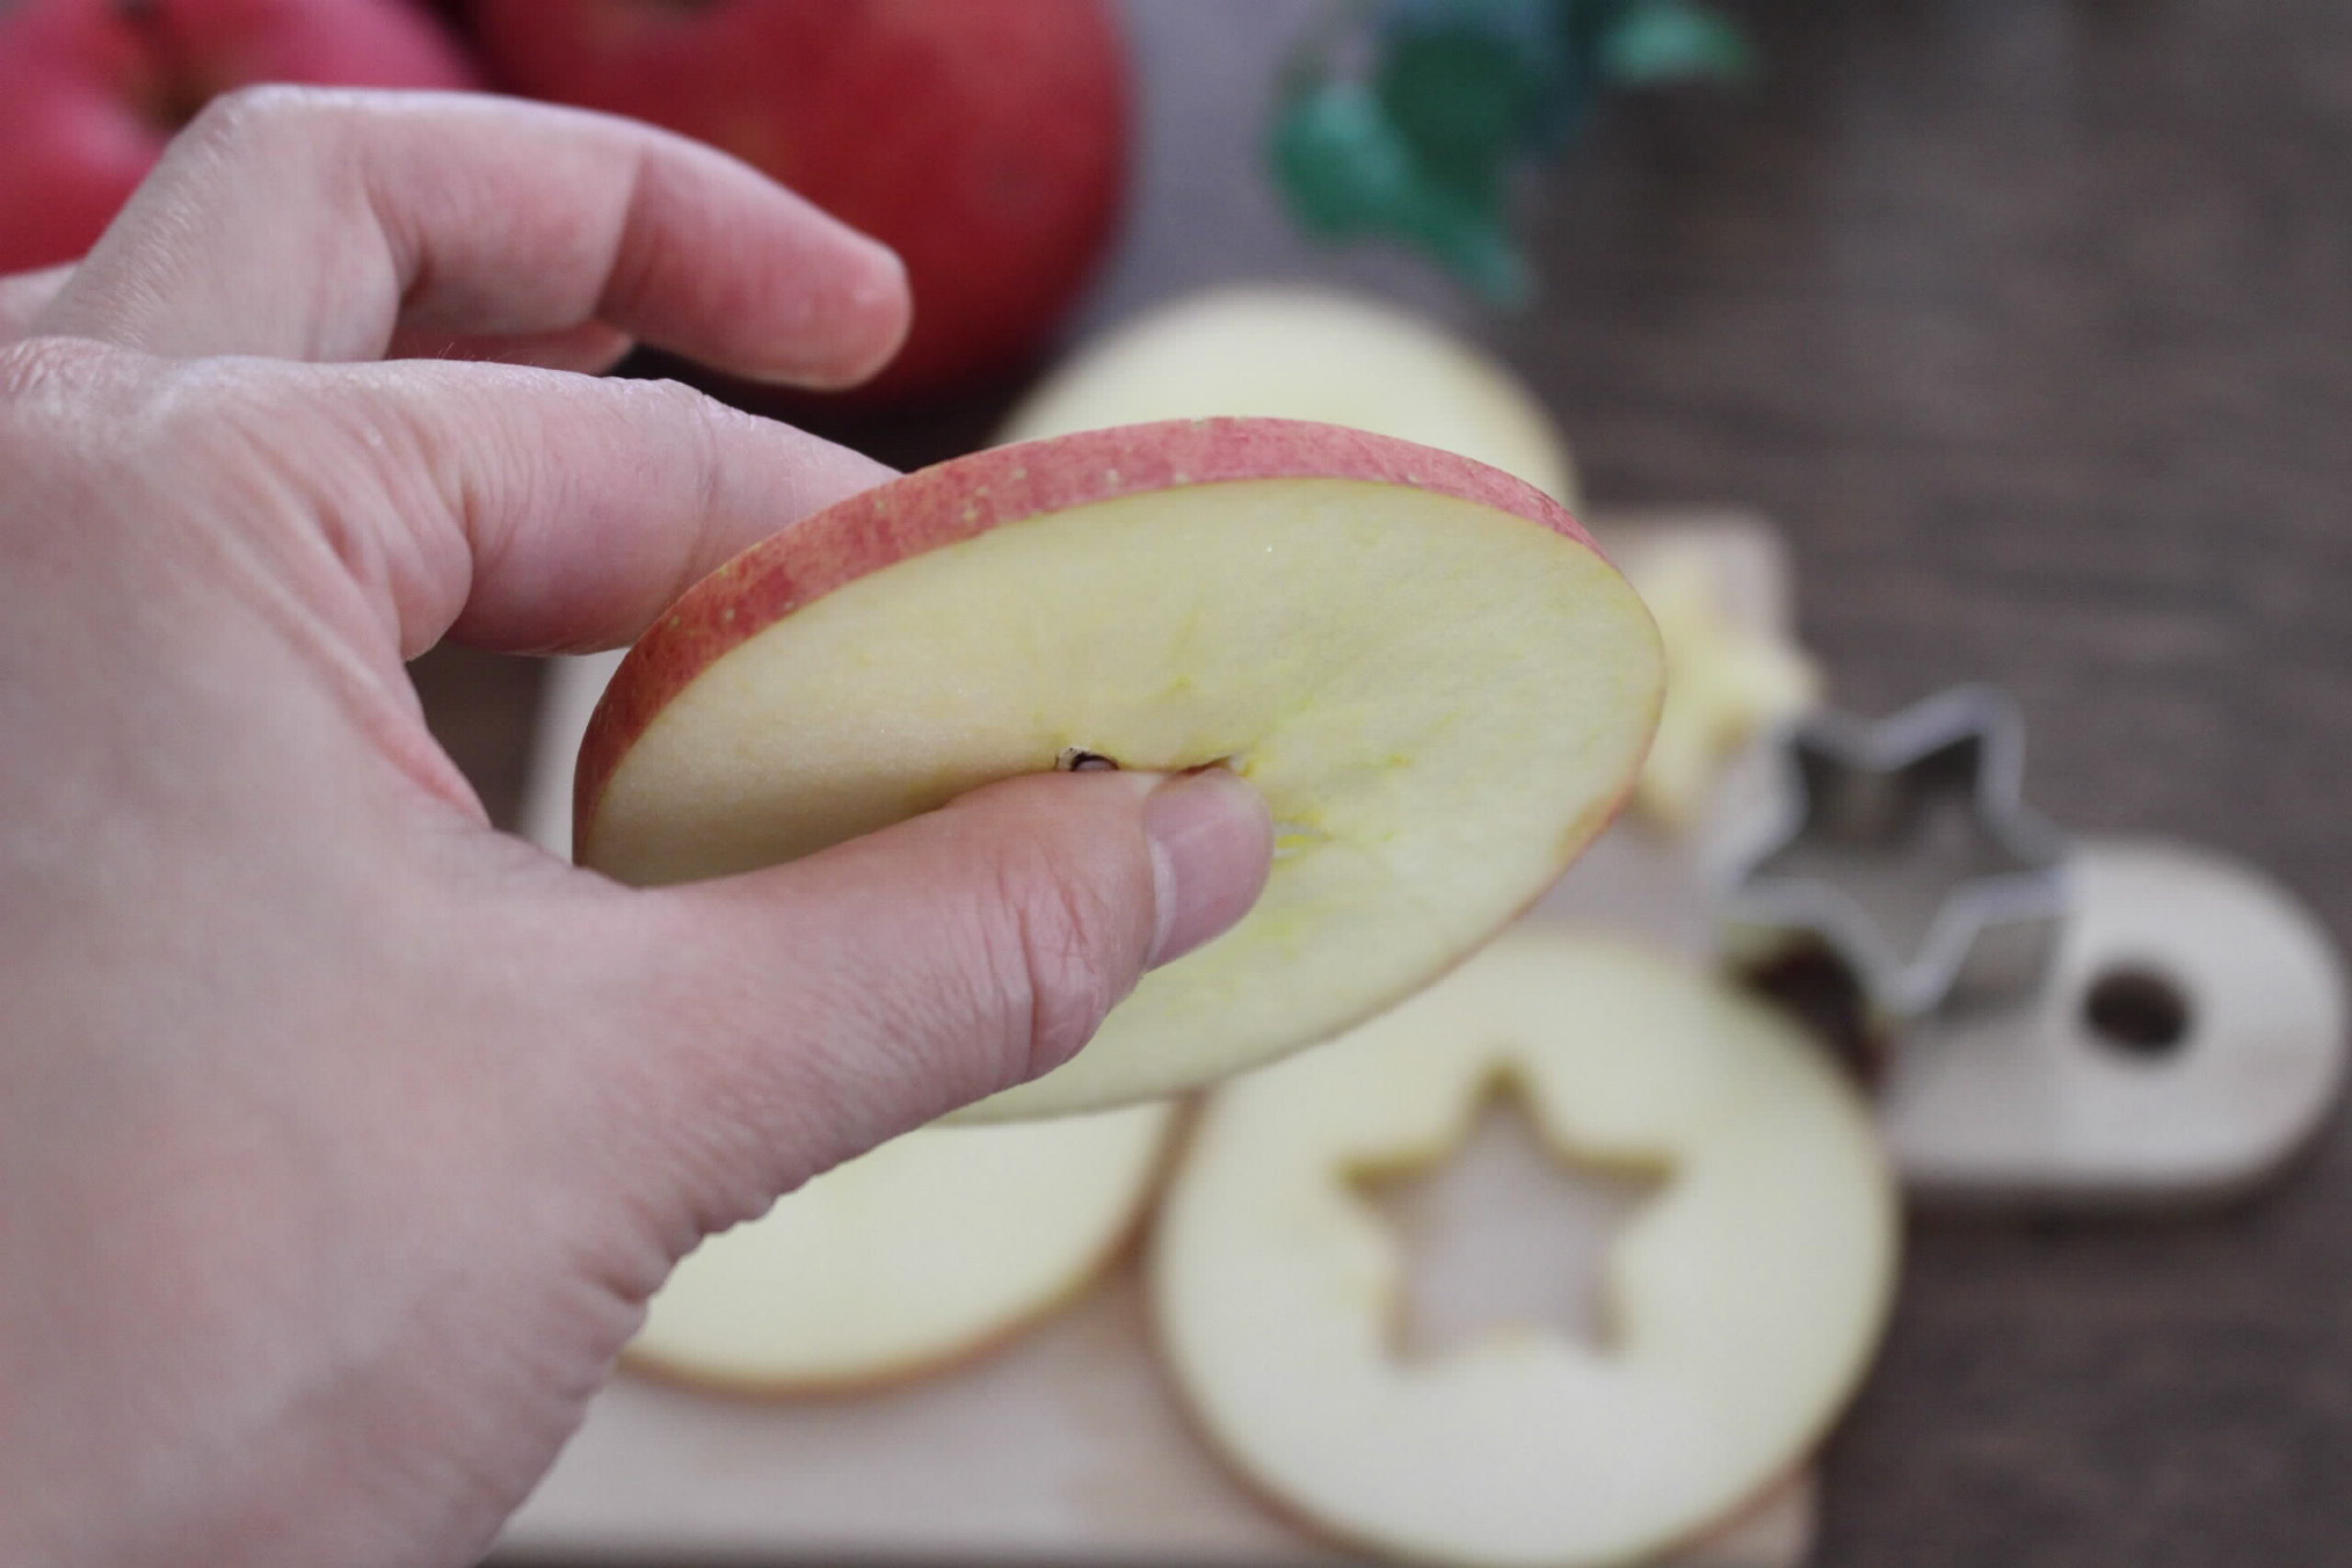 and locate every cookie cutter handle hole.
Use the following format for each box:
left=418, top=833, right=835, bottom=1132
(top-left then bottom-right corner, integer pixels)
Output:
left=2081, top=964, right=2194, bottom=1060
